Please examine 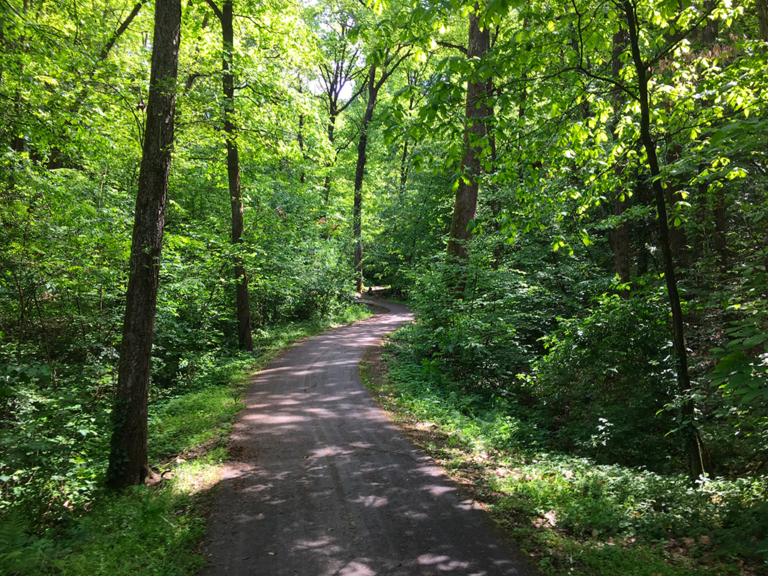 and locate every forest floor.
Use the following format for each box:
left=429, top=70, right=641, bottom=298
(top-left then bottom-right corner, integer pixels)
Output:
left=198, top=301, right=540, bottom=575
